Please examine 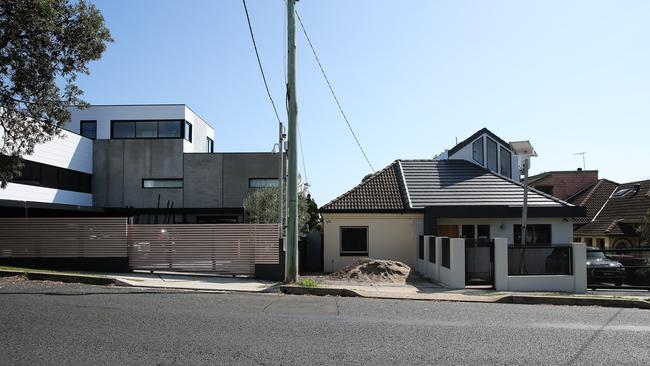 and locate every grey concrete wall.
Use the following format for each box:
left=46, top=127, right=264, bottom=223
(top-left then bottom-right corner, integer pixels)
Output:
left=183, top=153, right=224, bottom=208
left=222, top=153, right=280, bottom=208
left=93, top=139, right=184, bottom=208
